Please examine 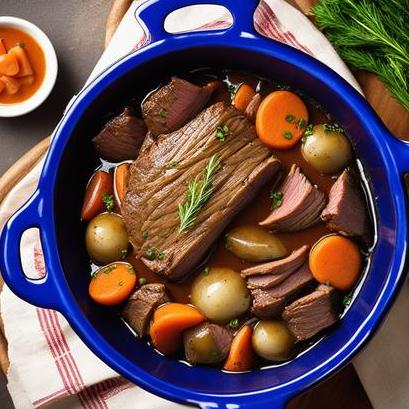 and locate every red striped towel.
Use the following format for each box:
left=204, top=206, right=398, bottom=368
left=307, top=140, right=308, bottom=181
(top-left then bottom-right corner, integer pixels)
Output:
left=2, top=1, right=391, bottom=409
